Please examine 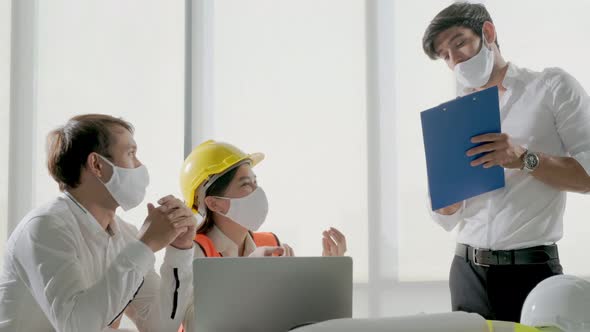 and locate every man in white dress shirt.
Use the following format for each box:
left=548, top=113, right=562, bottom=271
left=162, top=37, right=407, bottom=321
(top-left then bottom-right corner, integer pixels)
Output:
left=0, top=114, right=196, bottom=331
left=422, top=3, right=590, bottom=323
